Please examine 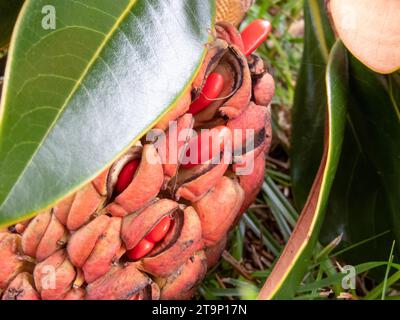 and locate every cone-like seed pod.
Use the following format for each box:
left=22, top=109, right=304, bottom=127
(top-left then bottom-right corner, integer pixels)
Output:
left=0, top=233, right=31, bottom=289
left=21, top=210, right=52, bottom=258
left=36, top=214, right=67, bottom=262
left=157, top=113, right=195, bottom=185
left=140, top=206, right=203, bottom=278
left=1, top=19, right=274, bottom=300
left=122, top=199, right=179, bottom=250
left=253, top=72, right=275, bottom=106
left=192, top=39, right=229, bottom=91
left=53, top=194, right=75, bottom=226
left=174, top=154, right=231, bottom=202
left=66, top=183, right=105, bottom=231
left=247, top=55, right=275, bottom=107
left=204, top=235, right=227, bottom=269
left=193, top=176, right=244, bottom=246
left=216, top=21, right=245, bottom=53
left=33, top=250, right=76, bottom=300
left=237, top=153, right=266, bottom=216
left=157, top=251, right=208, bottom=300
left=192, top=40, right=252, bottom=125
left=228, top=102, right=271, bottom=169
left=67, top=215, right=110, bottom=268
left=2, top=272, right=40, bottom=300
left=82, top=217, right=122, bottom=283
left=105, top=144, right=164, bottom=217
left=85, top=264, right=153, bottom=300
